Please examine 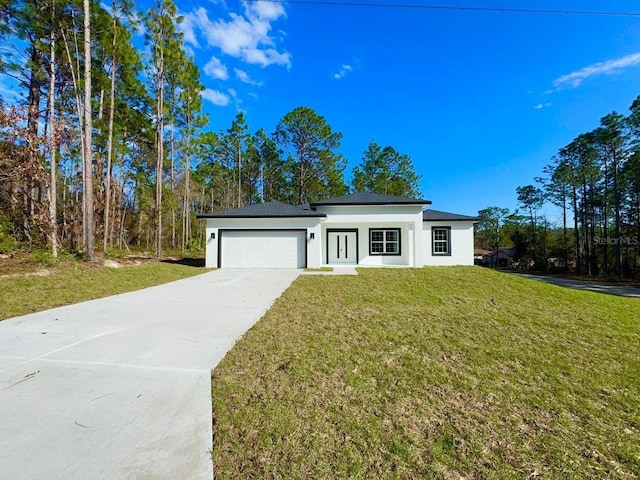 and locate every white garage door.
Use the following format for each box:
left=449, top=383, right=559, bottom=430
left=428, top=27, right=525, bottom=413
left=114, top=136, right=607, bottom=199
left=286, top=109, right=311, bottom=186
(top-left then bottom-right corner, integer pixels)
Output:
left=220, top=230, right=306, bottom=268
